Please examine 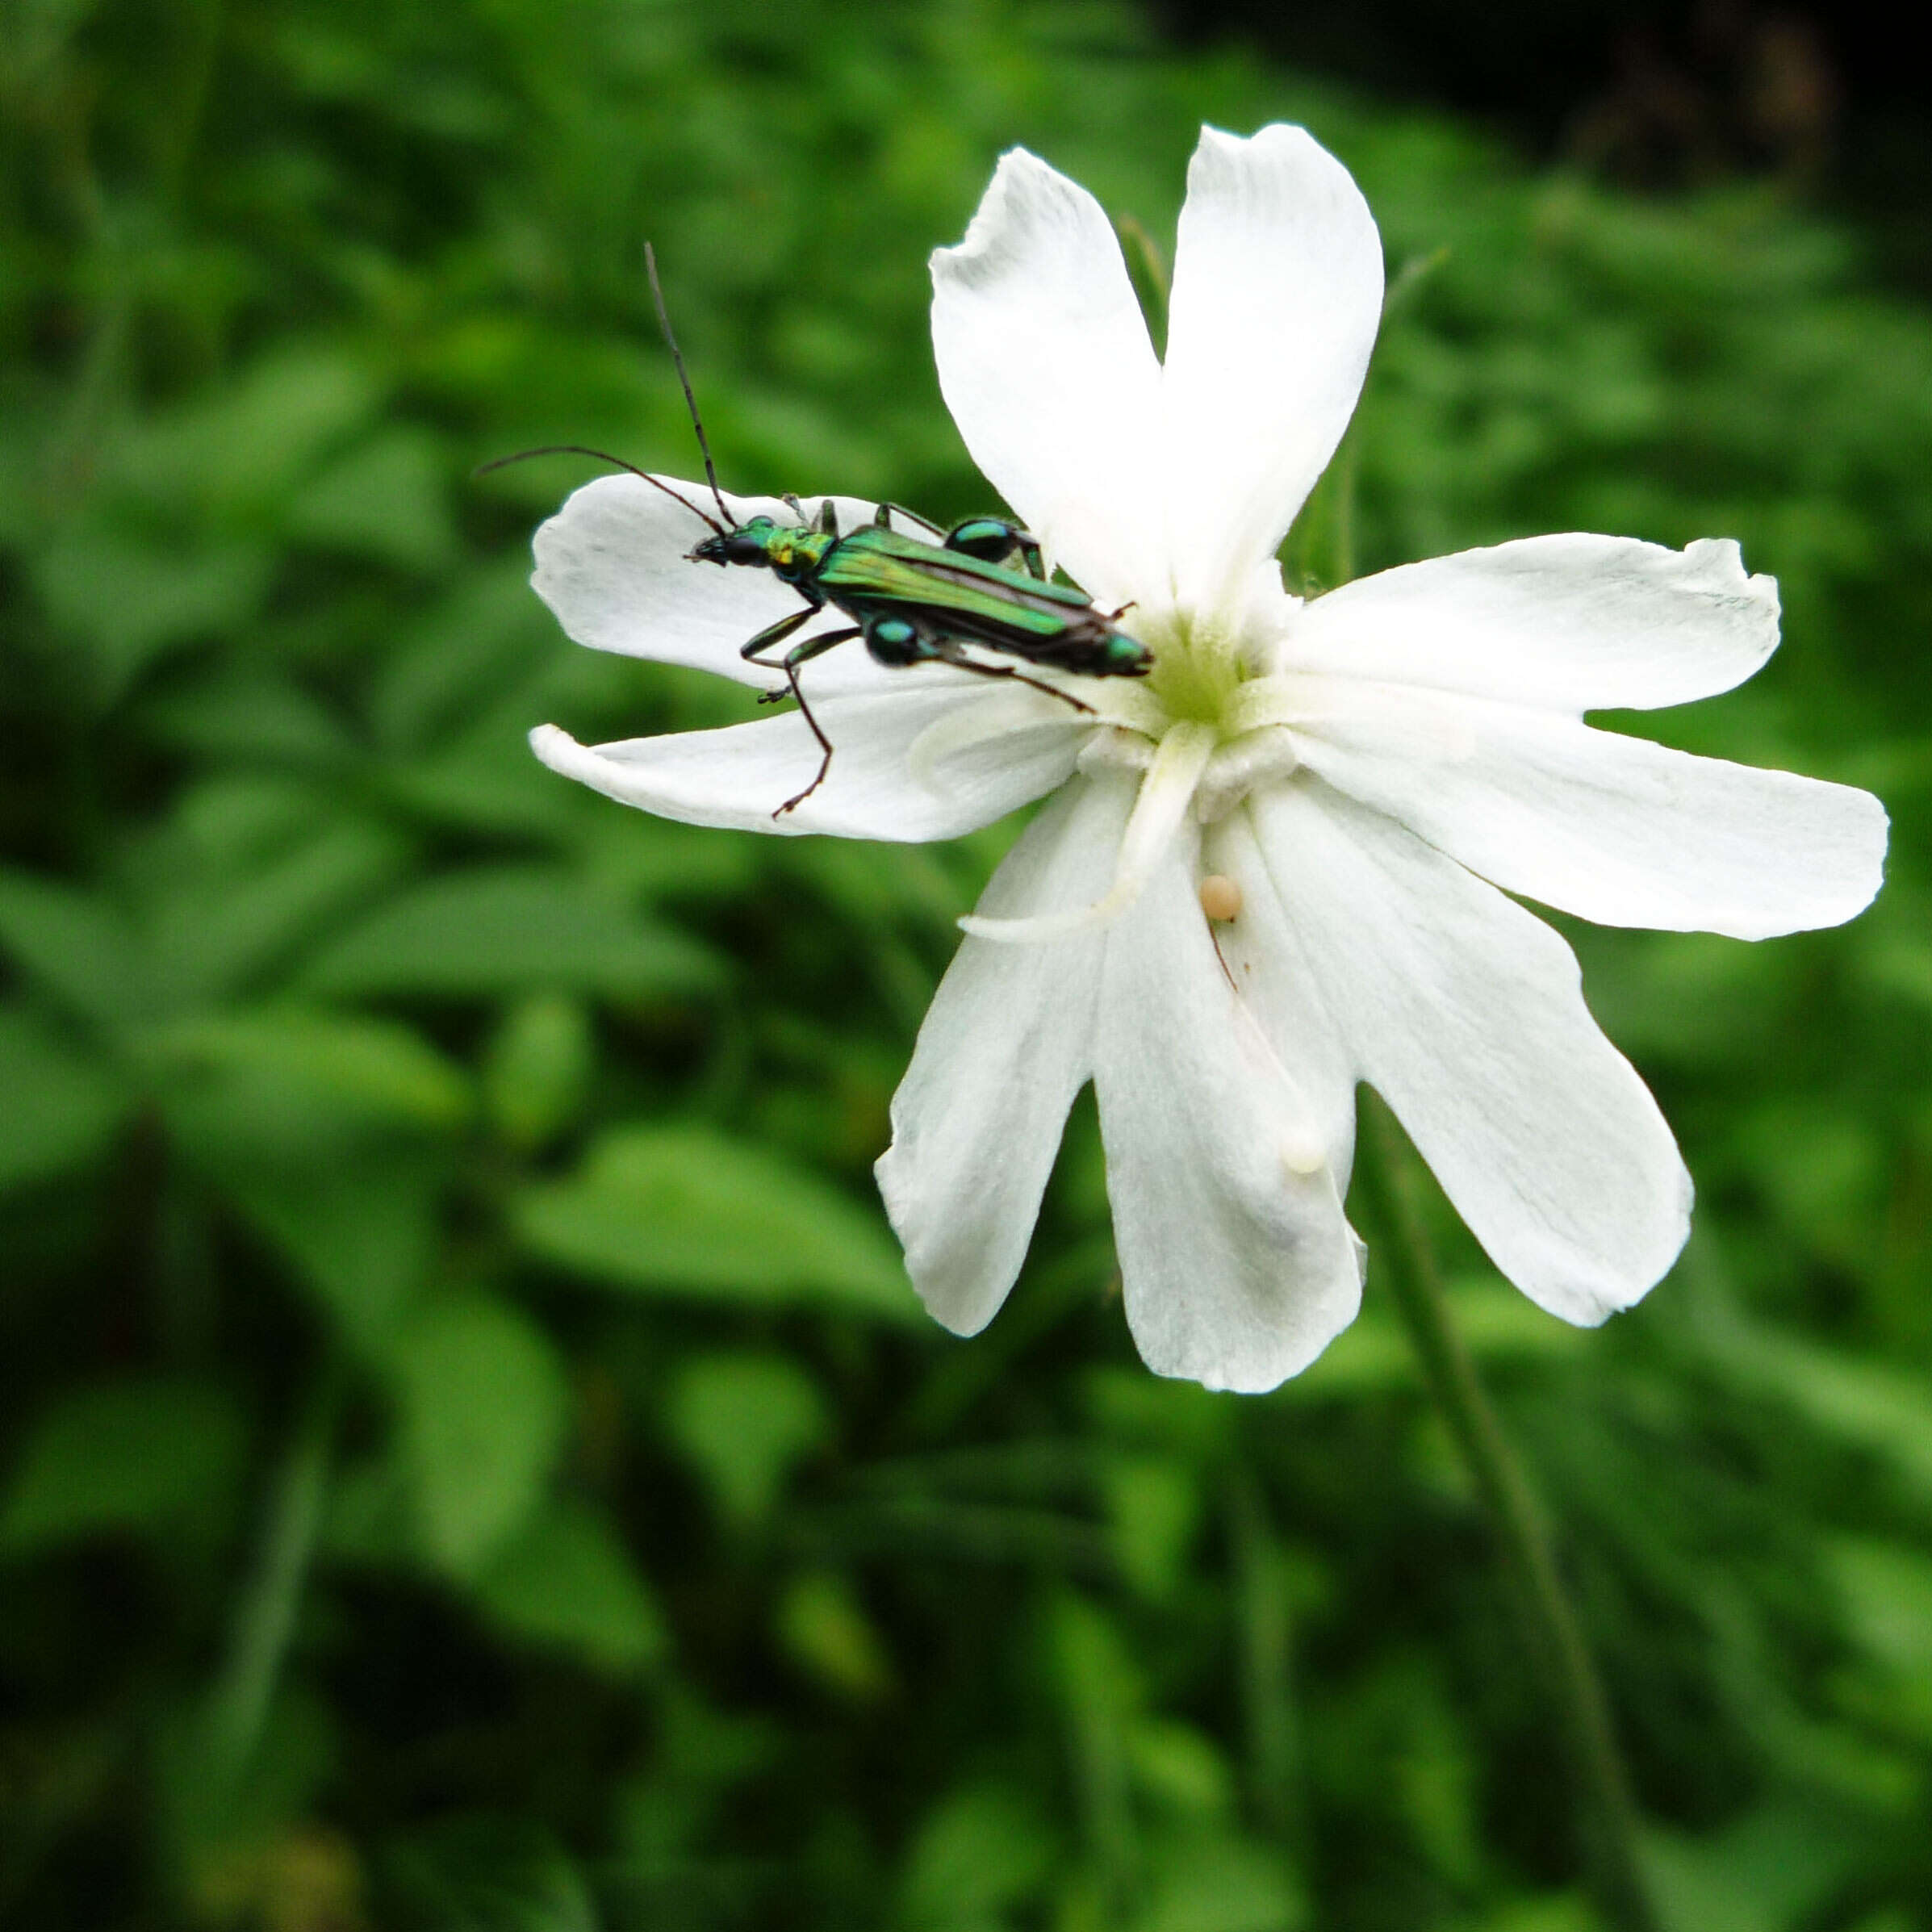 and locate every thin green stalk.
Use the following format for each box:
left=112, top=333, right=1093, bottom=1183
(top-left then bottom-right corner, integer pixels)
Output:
left=1228, top=1472, right=1305, bottom=1851
left=203, top=1365, right=339, bottom=1783
left=1357, top=1094, right=1662, bottom=1932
